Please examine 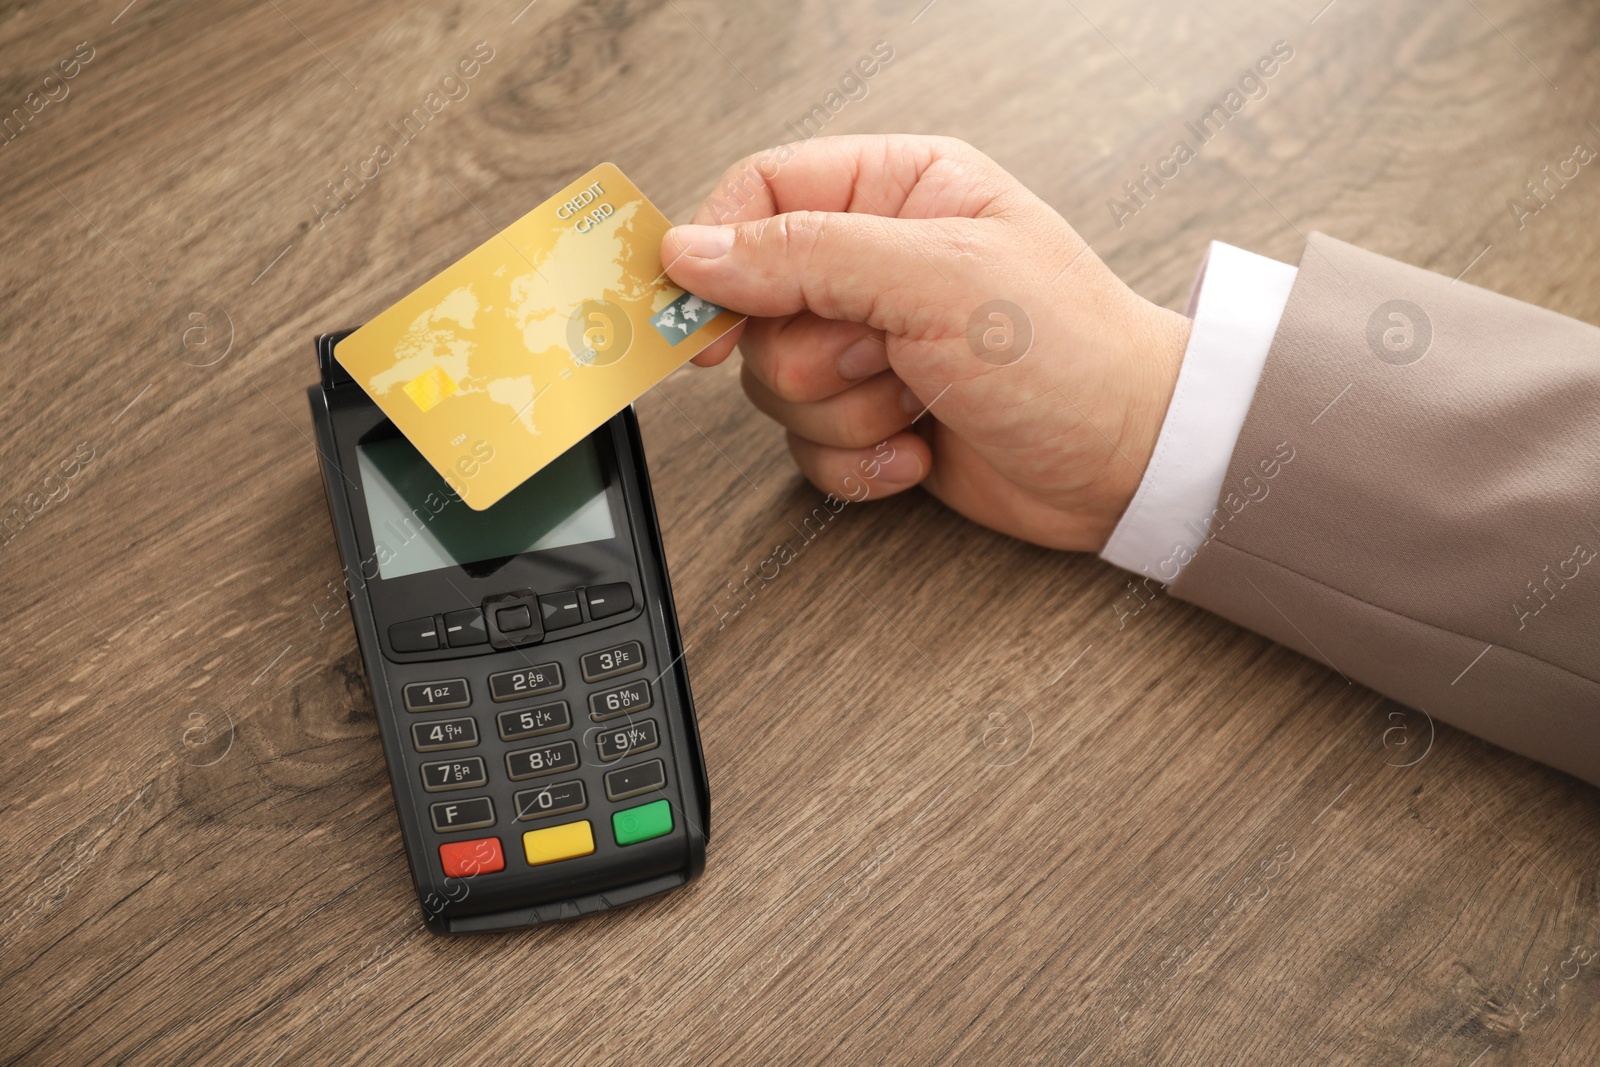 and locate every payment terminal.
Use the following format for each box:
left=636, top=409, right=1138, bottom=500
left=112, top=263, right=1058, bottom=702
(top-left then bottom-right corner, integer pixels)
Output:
left=307, top=330, right=709, bottom=933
